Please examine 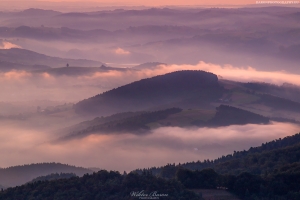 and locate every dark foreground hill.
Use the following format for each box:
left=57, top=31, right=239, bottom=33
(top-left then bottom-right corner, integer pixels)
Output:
left=74, top=70, right=224, bottom=116
left=141, top=132, right=300, bottom=179
left=3, top=132, right=300, bottom=200
left=0, top=170, right=200, bottom=200
left=0, top=163, right=93, bottom=187
left=131, top=132, right=300, bottom=200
